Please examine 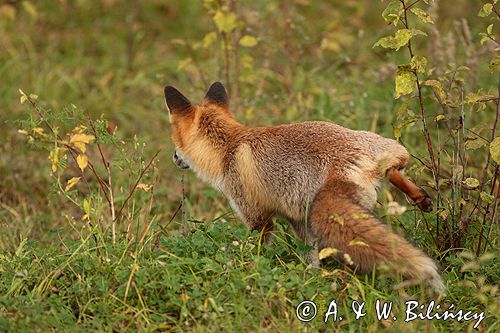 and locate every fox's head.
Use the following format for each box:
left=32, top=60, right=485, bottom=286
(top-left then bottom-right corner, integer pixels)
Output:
left=164, top=82, right=236, bottom=185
